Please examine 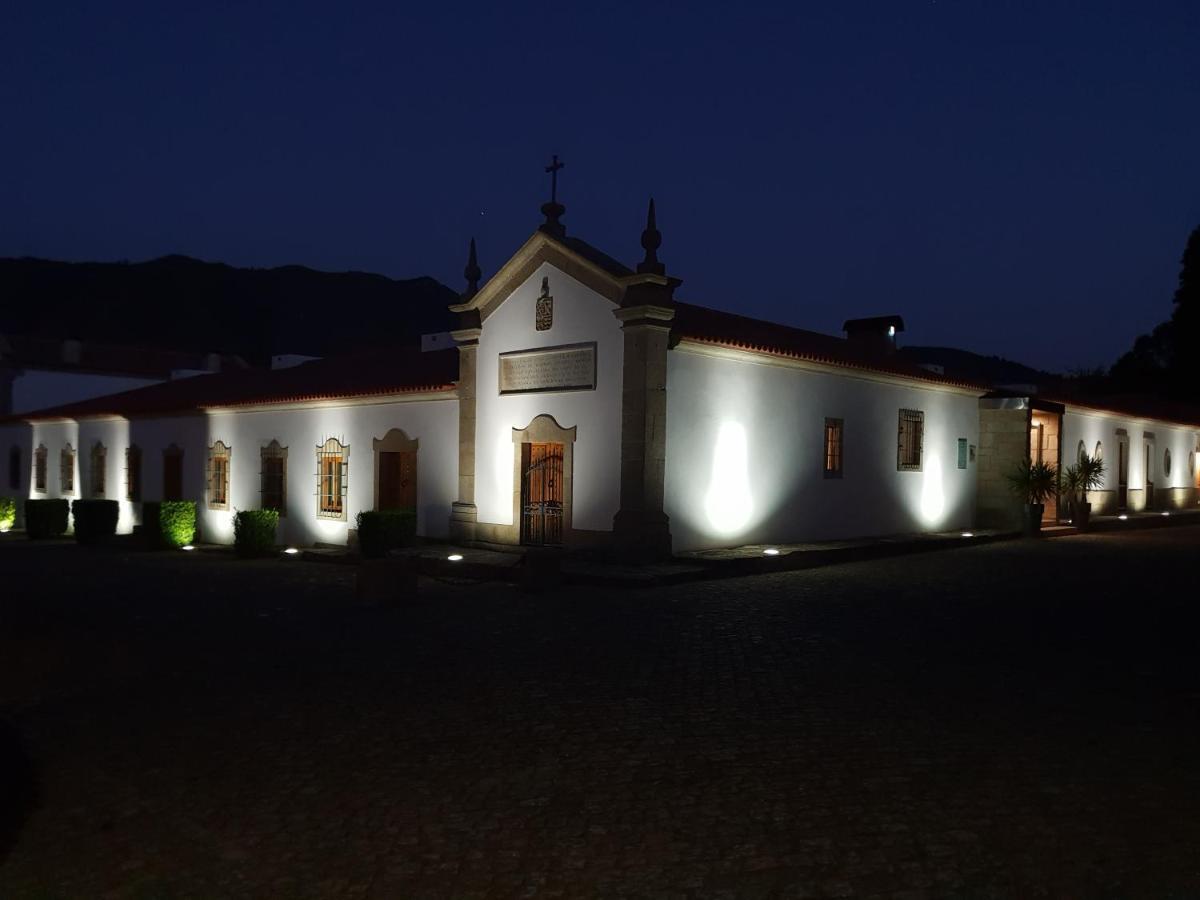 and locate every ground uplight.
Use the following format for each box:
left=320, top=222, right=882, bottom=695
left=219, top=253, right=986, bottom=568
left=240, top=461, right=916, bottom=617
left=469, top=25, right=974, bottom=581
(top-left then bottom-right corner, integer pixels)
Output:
left=762, top=548, right=780, bottom=556
left=447, top=553, right=463, bottom=562
left=181, top=544, right=195, bottom=551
